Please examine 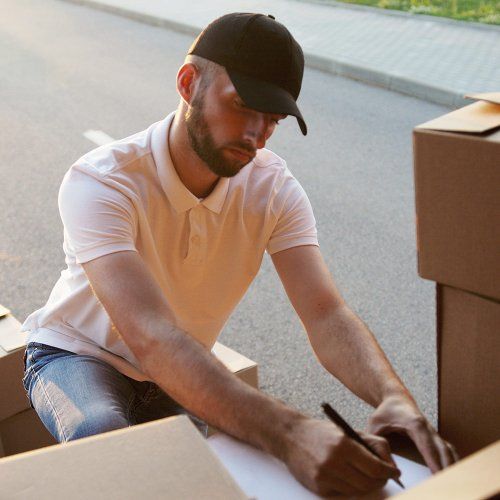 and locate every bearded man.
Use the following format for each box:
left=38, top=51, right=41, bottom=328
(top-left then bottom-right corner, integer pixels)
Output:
left=22, top=13, right=457, bottom=497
